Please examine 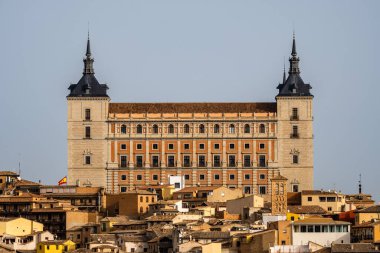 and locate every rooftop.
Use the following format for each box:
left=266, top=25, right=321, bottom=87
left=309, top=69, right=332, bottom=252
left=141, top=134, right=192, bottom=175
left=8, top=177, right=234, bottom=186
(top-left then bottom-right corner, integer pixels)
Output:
left=355, top=205, right=380, bottom=213
left=287, top=205, right=327, bottom=215
left=293, top=217, right=350, bottom=225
